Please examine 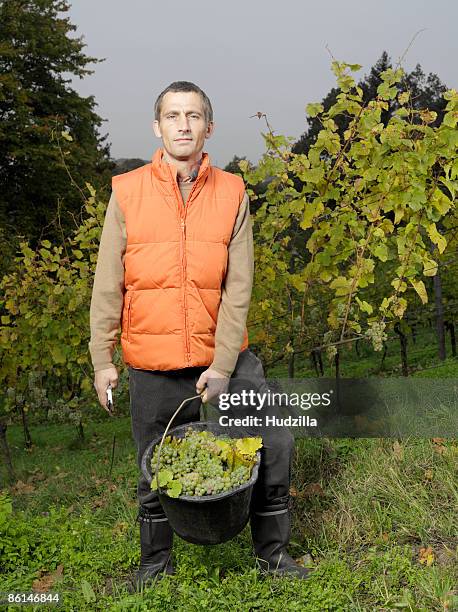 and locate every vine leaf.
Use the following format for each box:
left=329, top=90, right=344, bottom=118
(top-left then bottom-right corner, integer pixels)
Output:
left=167, top=480, right=182, bottom=498
left=410, top=279, right=428, bottom=304
left=235, top=437, right=263, bottom=457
